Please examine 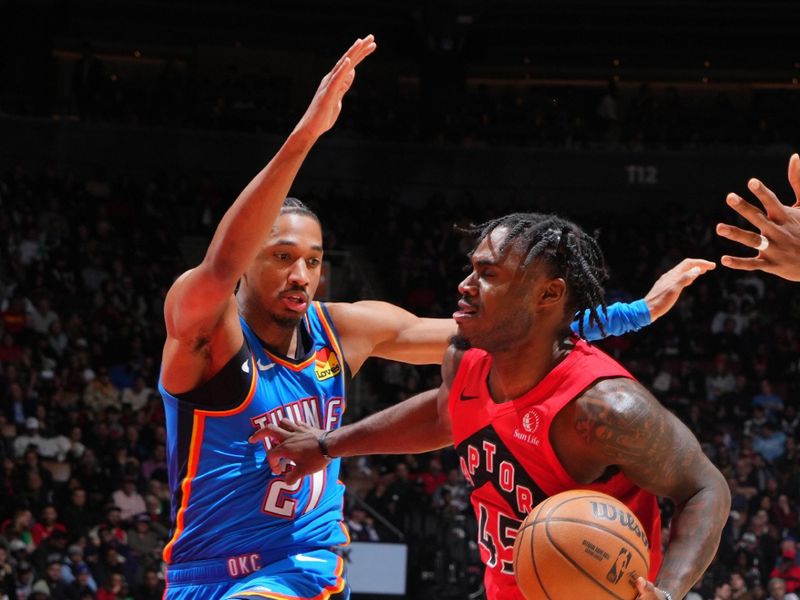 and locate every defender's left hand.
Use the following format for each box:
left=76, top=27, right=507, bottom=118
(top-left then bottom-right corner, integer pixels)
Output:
left=644, top=258, right=716, bottom=321
left=249, top=419, right=329, bottom=485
